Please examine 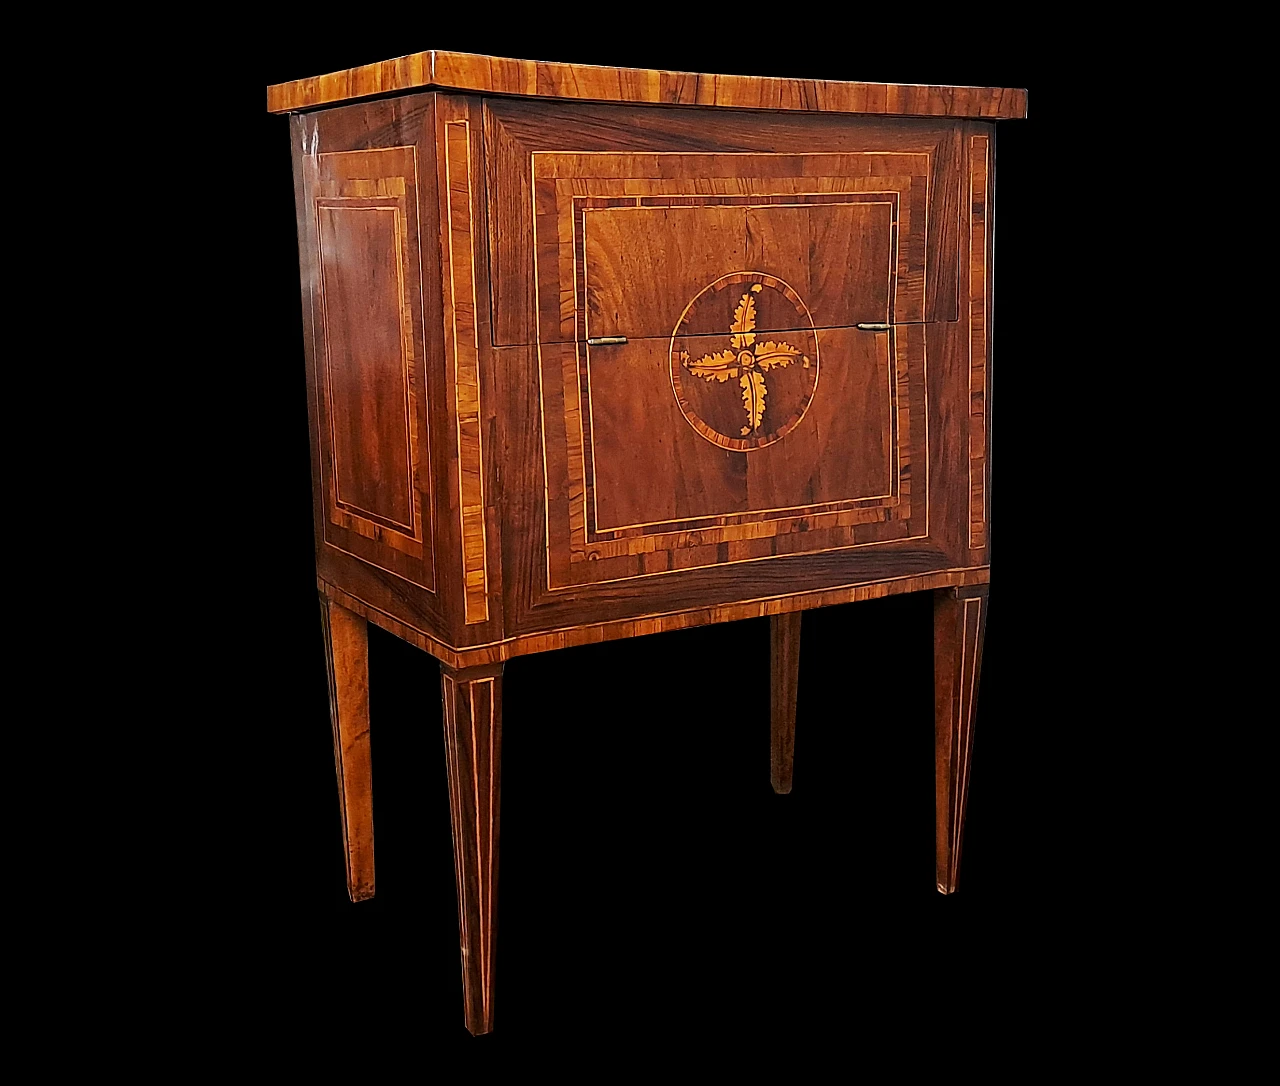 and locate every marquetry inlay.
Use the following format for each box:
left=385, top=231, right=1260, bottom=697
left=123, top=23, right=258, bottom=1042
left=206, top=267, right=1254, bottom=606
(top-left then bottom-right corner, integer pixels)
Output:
left=672, top=274, right=817, bottom=450
left=938, top=593, right=984, bottom=893
left=527, top=151, right=934, bottom=591
left=274, top=58, right=1023, bottom=1033
left=529, top=167, right=931, bottom=594
left=441, top=669, right=499, bottom=1027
